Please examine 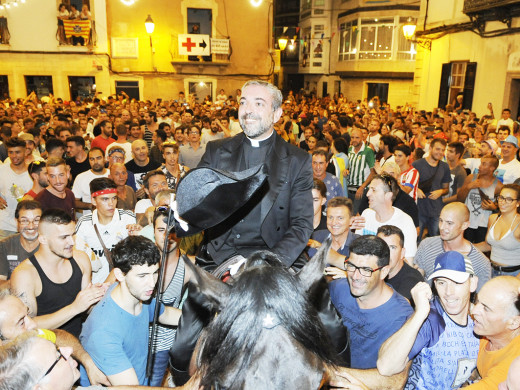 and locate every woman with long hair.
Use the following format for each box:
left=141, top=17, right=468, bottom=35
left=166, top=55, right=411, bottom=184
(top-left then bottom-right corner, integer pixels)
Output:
left=476, top=184, right=520, bottom=276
